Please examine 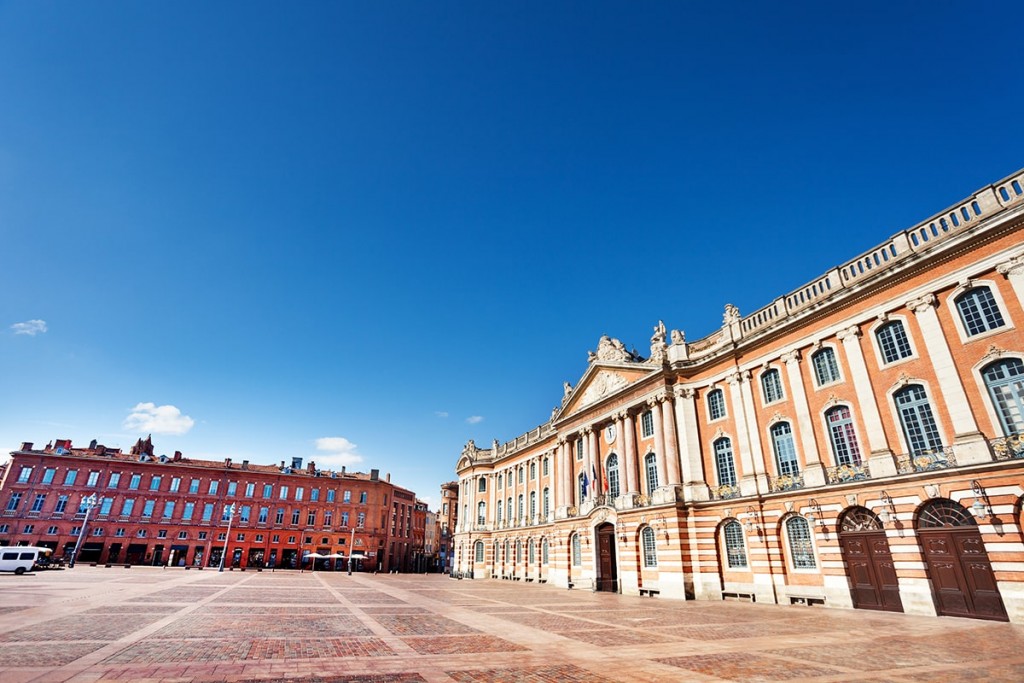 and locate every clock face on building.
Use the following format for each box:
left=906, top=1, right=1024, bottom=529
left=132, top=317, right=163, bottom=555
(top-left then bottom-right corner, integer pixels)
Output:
left=604, top=425, right=616, bottom=443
